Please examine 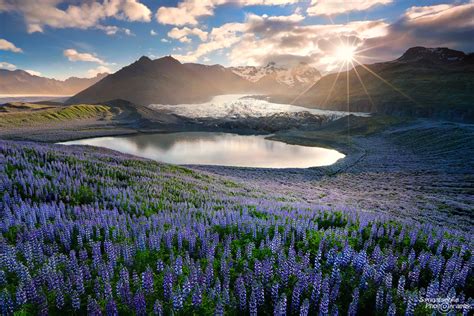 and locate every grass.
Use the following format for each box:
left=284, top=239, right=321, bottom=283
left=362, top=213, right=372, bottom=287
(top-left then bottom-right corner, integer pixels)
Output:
left=0, top=104, right=112, bottom=128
